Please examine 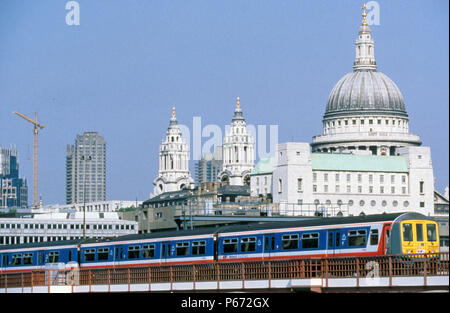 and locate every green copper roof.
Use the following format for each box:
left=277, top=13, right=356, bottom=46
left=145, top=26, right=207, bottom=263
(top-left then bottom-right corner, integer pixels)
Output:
left=250, top=157, right=275, bottom=175
left=311, top=153, right=408, bottom=173
left=250, top=153, right=409, bottom=175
